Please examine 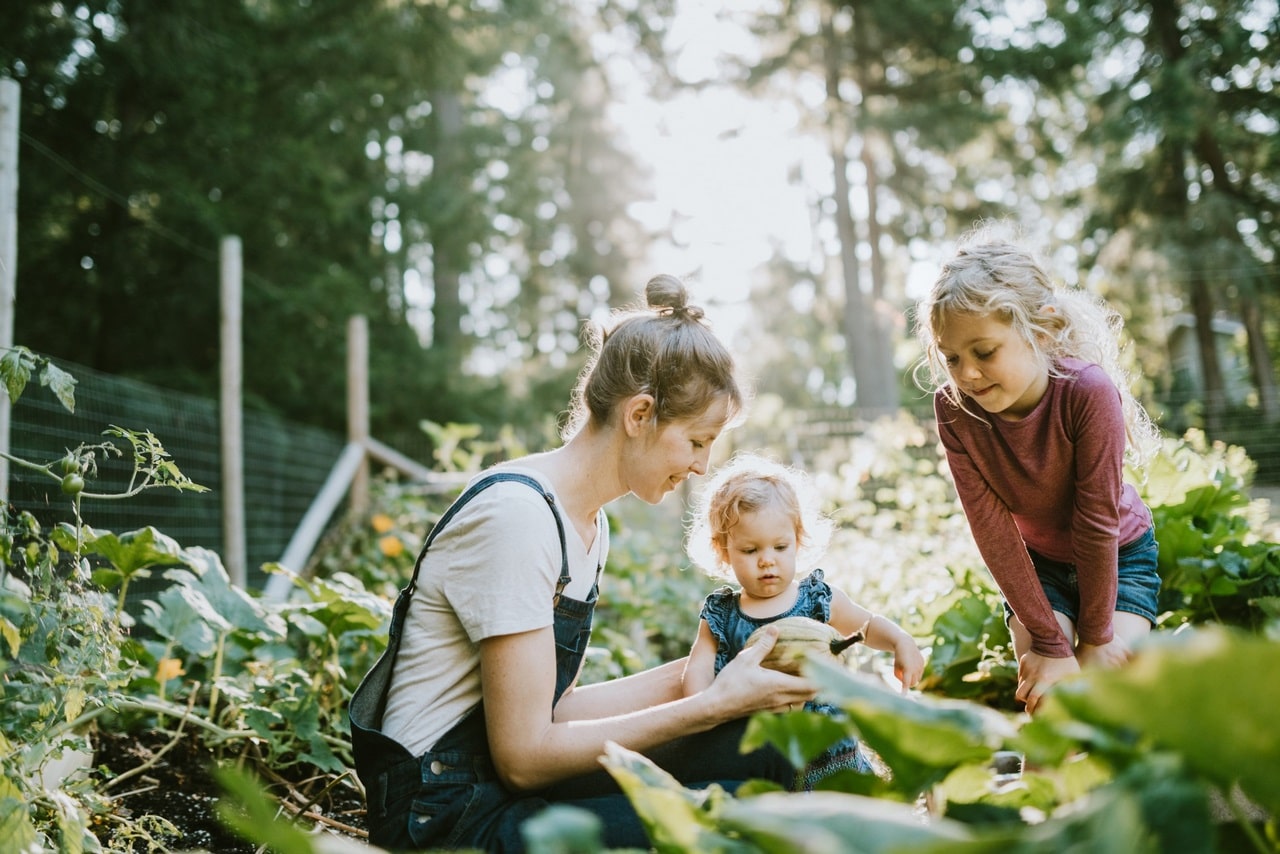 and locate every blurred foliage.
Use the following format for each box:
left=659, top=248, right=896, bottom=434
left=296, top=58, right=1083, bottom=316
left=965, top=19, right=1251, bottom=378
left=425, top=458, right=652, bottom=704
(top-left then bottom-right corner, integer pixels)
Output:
left=4, top=0, right=1279, bottom=462
left=0, top=0, right=660, bottom=448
